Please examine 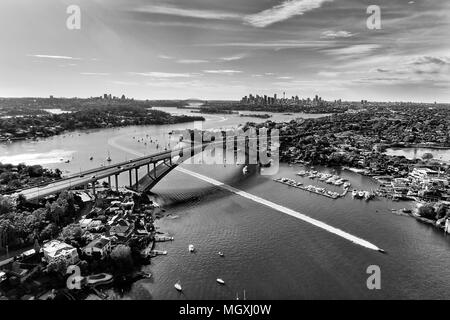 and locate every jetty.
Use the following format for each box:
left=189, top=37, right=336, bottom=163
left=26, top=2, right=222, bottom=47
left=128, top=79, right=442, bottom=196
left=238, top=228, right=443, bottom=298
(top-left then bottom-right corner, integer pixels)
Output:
left=155, top=235, right=174, bottom=242
left=273, top=178, right=340, bottom=199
